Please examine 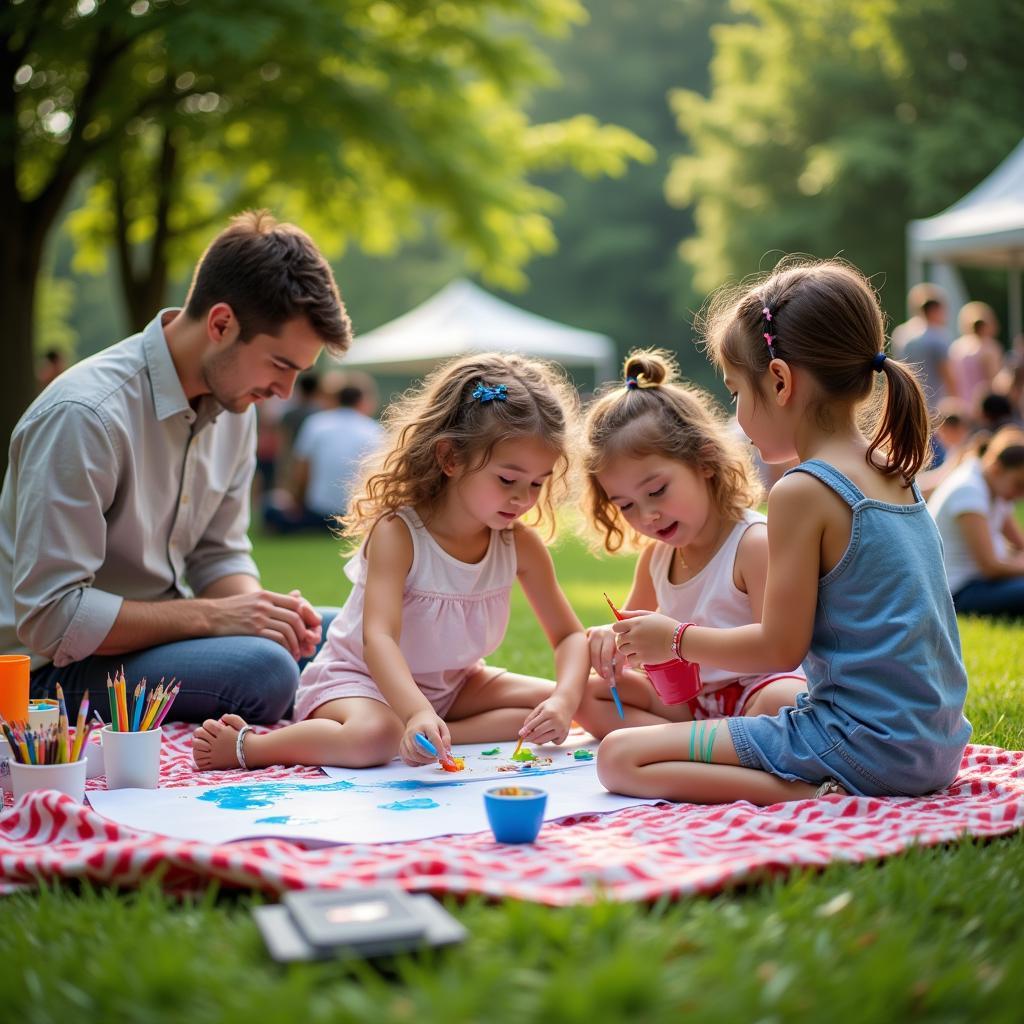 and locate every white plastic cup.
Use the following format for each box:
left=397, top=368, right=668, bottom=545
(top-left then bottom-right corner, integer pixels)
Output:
left=102, top=725, right=162, bottom=789
left=84, top=731, right=104, bottom=779
left=0, top=735, right=11, bottom=795
left=9, top=758, right=87, bottom=803
left=28, top=699, right=60, bottom=732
